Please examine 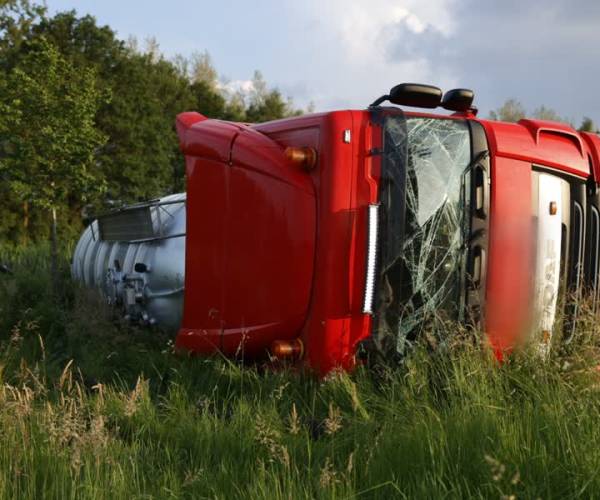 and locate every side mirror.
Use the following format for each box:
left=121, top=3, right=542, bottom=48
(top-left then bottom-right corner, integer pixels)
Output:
left=441, top=88, right=474, bottom=112
left=388, top=83, right=442, bottom=108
